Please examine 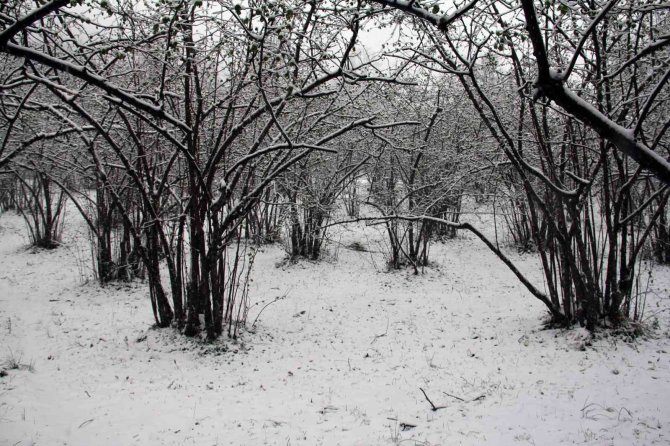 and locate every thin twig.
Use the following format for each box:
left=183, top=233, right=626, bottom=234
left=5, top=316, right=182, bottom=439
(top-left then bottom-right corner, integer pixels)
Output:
left=370, top=318, right=389, bottom=344
left=78, top=418, right=94, bottom=428
left=442, top=391, right=466, bottom=402
left=419, top=387, right=446, bottom=411
left=251, top=288, right=291, bottom=328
